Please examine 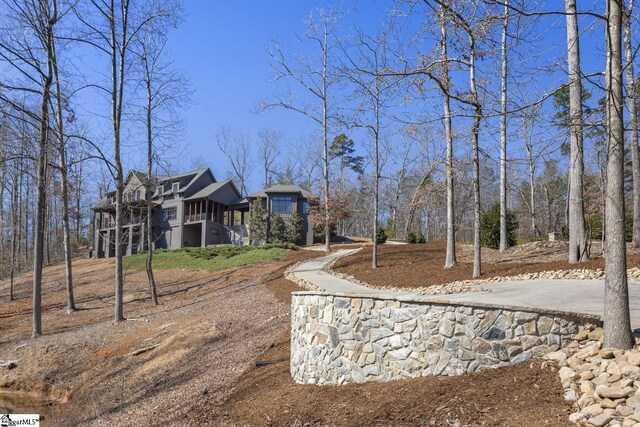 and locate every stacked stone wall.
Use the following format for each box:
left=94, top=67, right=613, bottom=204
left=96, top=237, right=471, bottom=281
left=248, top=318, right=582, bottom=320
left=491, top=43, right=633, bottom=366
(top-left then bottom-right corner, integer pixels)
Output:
left=291, top=291, right=600, bottom=385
